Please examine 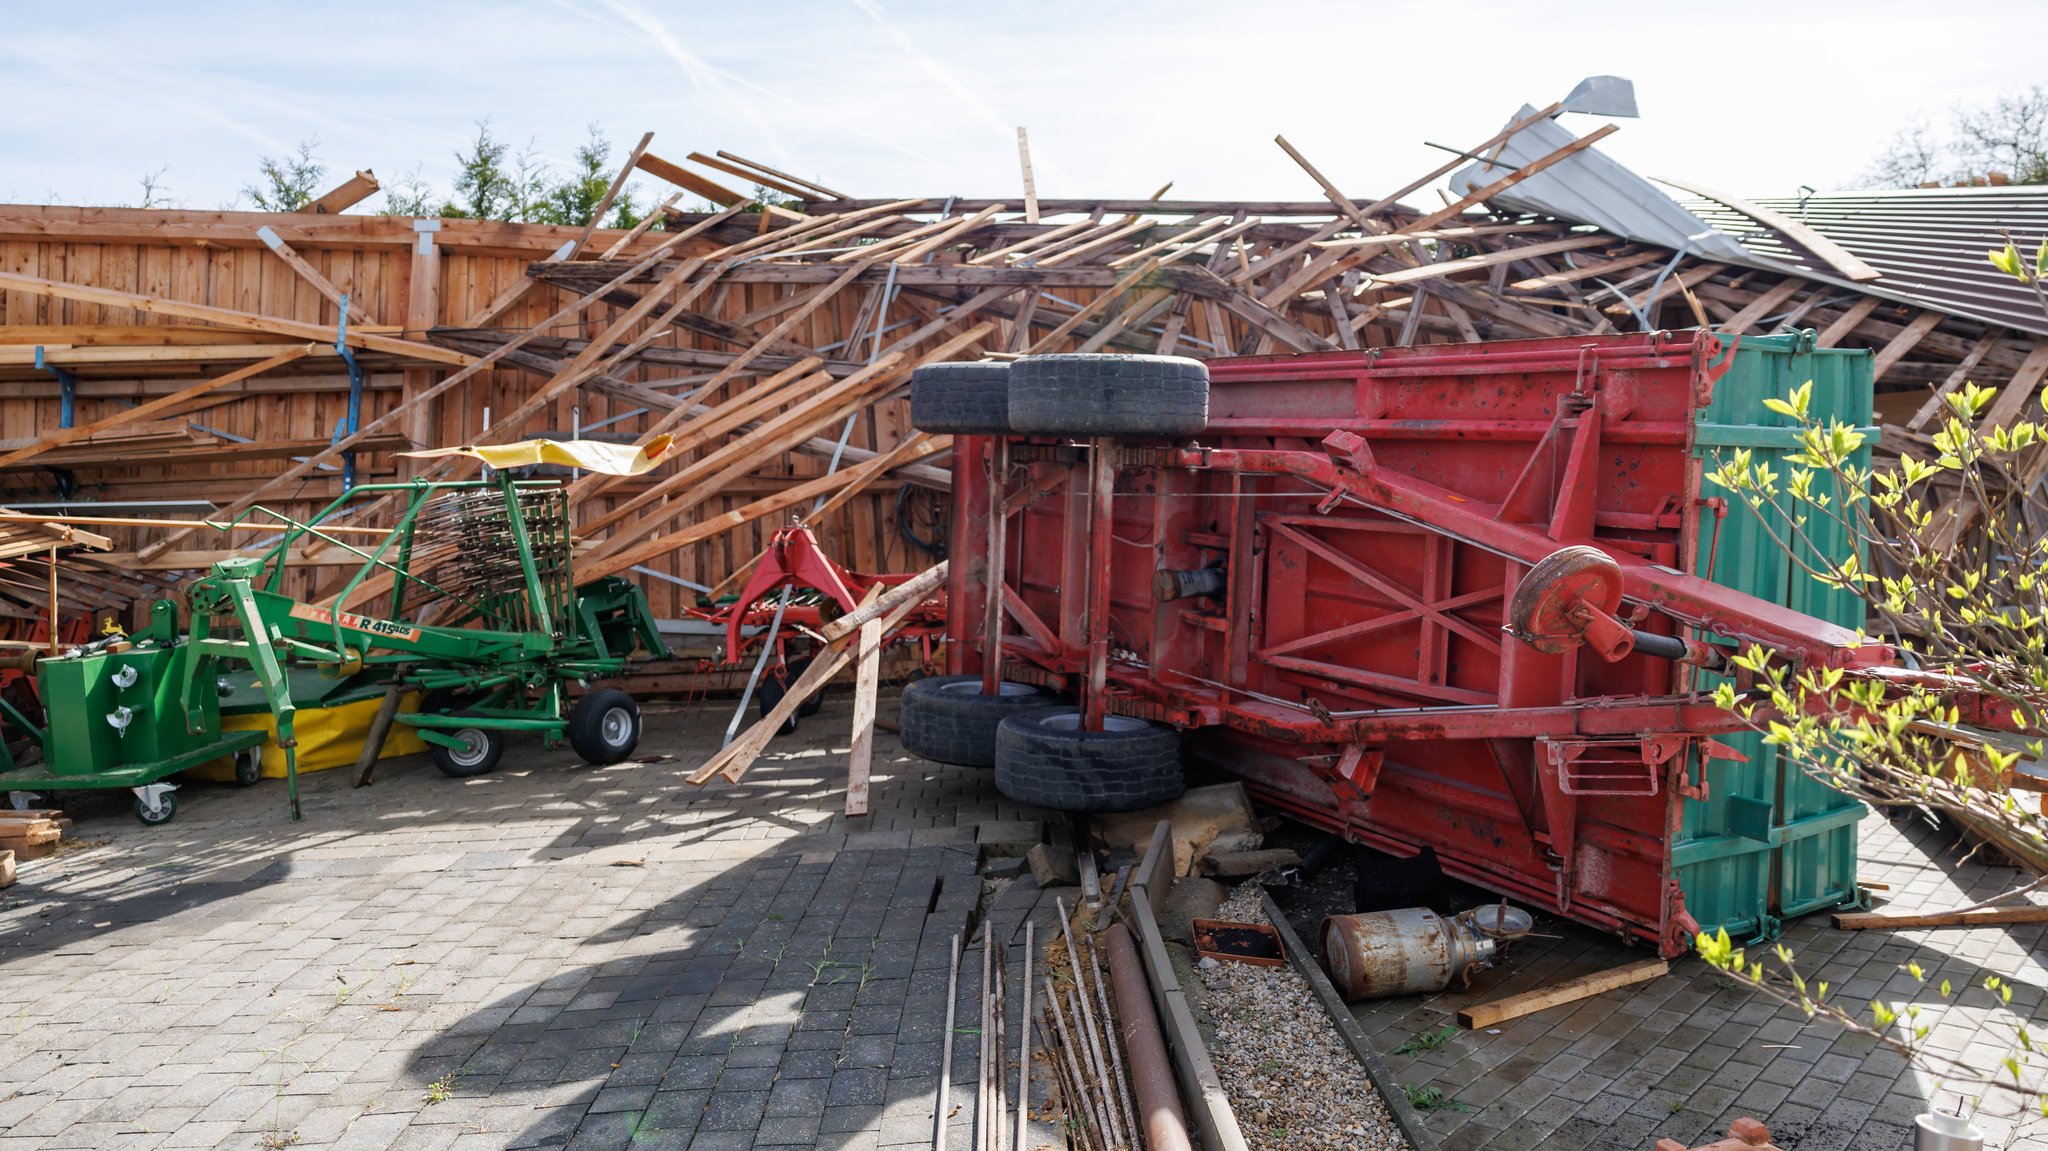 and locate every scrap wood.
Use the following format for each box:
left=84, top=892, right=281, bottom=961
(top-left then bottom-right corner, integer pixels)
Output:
left=134, top=205, right=747, bottom=563
left=301, top=170, right=380, bottom=216
left=845, top=589, right=887, bottom=816
left=0, top=346, right=313, bottom=473
left=1455, top=958, right=1668, bottom=1029
left=0, top=272, right=464, bottom=366
left=687, top=561, right=946, bottom=786
left=255, top=227, right=375, bottom=324
left=1831, top=905, right=2048, bottom=930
